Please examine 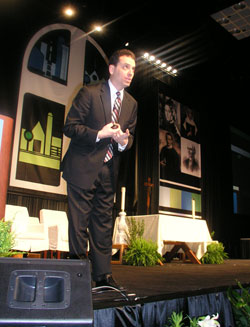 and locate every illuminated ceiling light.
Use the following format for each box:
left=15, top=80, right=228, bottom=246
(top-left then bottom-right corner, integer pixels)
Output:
left=211, top=1, right=250, bottom=40
left=231, top=28, right=241, bottom=34
left=218, top=17, right=229, bottom=24
left=141, top=51, right=178, bottom=77
left=125, top=42, right=129, bottom=47
left=94, top=26, right=102, bottom=32
left=233, top=2, right=246, bottom=10
left=64, top=7, right=75, bottom=17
